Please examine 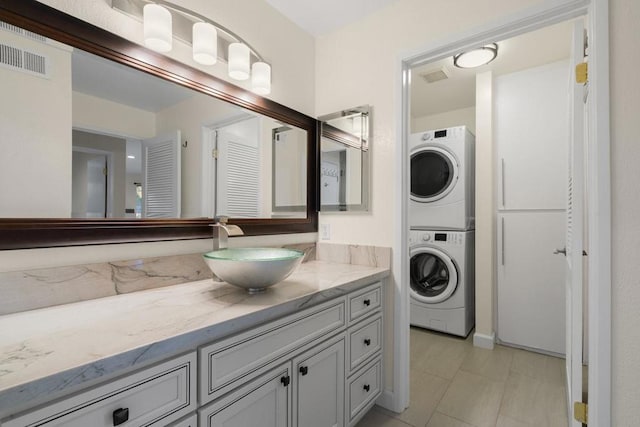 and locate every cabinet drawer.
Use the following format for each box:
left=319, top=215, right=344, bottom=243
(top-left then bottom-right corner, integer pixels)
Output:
left=199, top=298, right=345, bottom=404
left=169, top=413, right=197, bottom=427
left=3, top=353, right=197, bottom=427
left=348, top=315, right=382, bottom=372
left=348, top=283, right=381, bottom=324
left=347, top=358, right=381, bottom=424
